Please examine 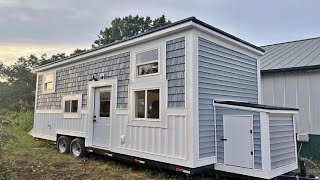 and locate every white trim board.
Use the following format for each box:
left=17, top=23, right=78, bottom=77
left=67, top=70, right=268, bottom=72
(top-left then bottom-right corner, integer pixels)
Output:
left=214, top=103, right=298, bottom=114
